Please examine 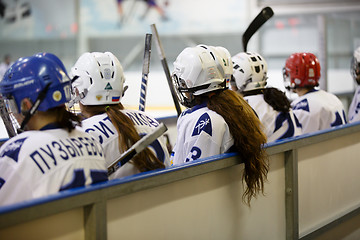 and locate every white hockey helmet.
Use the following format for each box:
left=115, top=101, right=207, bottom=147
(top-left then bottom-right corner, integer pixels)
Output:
left=69, top=52, right=125, bottom=106
left=231, top=52, right=268, bottom=92
left=351, top=46, right=360, bottom=84
left=202, top=45, right=233, bottom=85
left=172, top=44, right=231, bottom=107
